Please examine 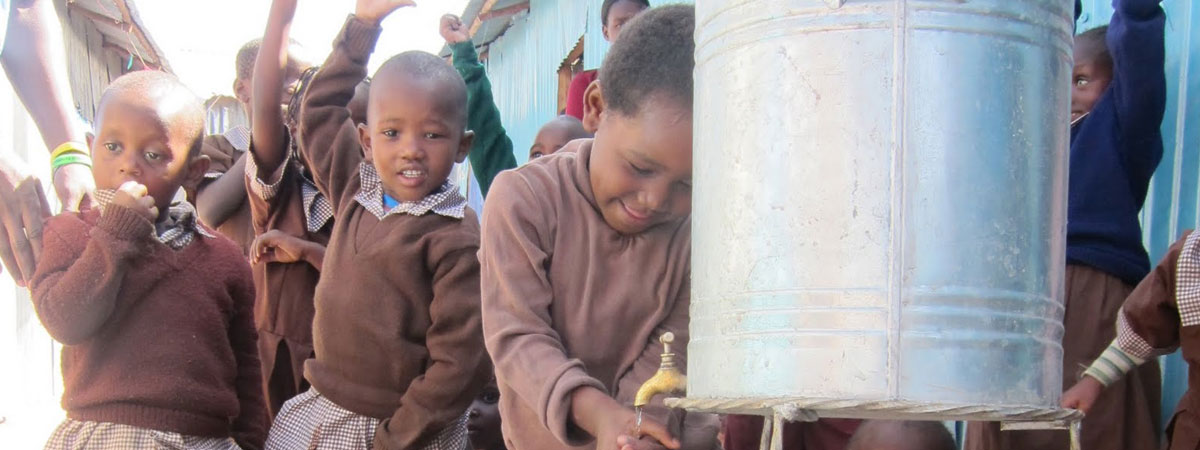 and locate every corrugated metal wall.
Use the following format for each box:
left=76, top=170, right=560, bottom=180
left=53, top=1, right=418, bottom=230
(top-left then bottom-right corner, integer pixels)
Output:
left=1078, top=0, right=1200, bottom=430
left=483, top=0, right=693, bottom=166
